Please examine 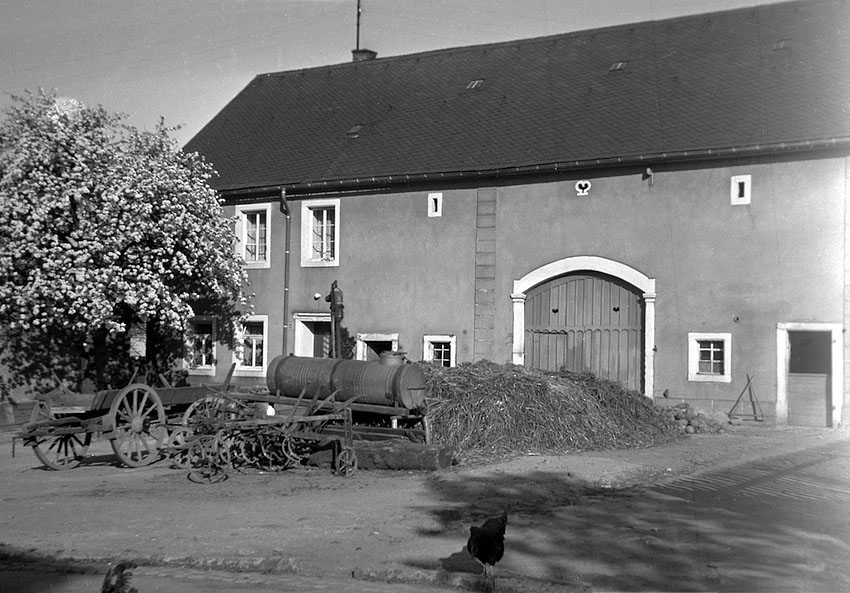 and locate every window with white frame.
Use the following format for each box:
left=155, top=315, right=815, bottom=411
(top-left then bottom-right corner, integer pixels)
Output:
left=423, top=334, right=456, bottom=367
left=730, top=175, right=751, bottom=206
left=427, top=193, right=443, bottom=217
left=688, top=332, right=732, bottom=382
left=186, top=317, right=216, bottom=375
left=301, top=198, right=340, bottom=267
left=233, top=315, right=269, bottom=376
left=355, top=333, right=399, bottom=361
left=235, top=204, right=272, bottom=268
